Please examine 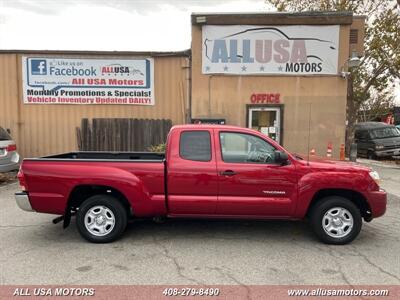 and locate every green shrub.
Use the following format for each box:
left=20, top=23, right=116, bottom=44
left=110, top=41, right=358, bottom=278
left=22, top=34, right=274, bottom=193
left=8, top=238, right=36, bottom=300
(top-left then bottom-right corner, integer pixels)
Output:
left=148, top=143, right=166, bottom=153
